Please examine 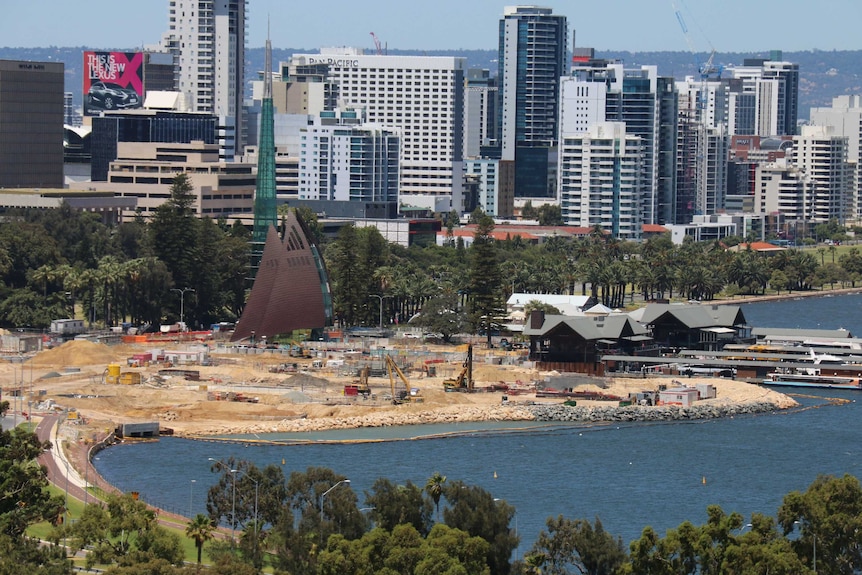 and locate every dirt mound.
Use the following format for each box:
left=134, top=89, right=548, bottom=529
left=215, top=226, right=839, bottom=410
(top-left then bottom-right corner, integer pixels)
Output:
left=33, top=340, right=120, bottom=367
